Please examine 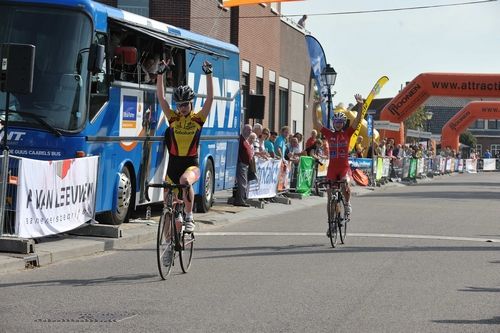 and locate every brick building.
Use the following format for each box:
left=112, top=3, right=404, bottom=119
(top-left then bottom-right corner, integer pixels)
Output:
left=98, top=0, right=315, bottom=136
